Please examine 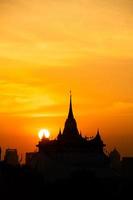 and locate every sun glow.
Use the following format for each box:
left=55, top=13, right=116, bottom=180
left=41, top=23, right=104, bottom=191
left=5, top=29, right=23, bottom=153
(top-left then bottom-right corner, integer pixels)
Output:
left=38, top=129, right=50, bottom=140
